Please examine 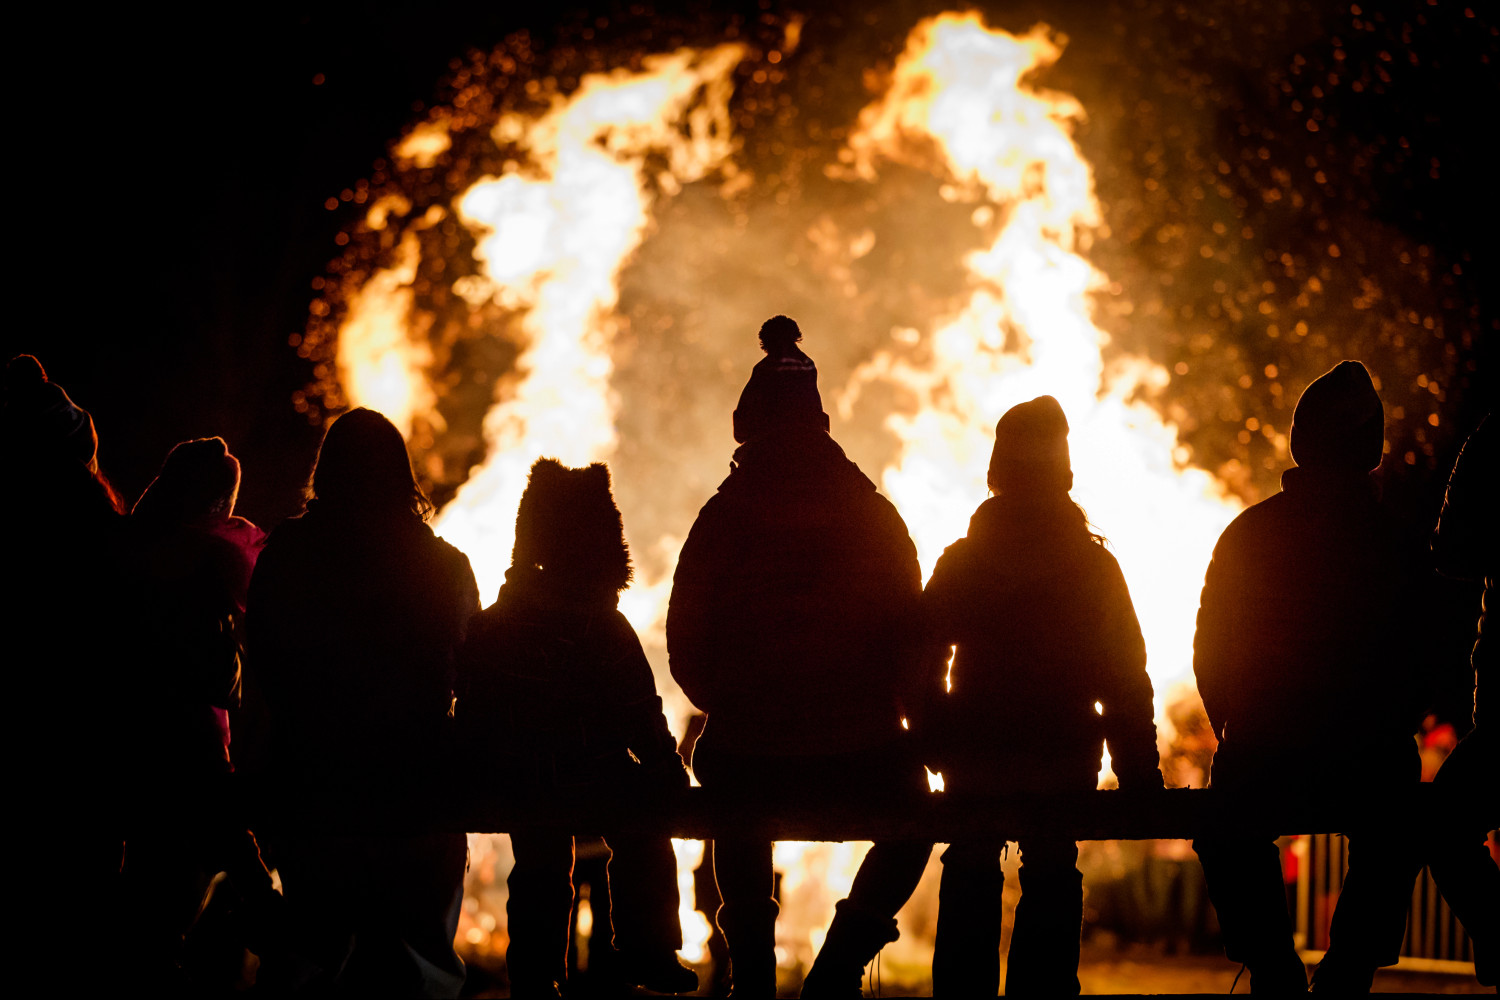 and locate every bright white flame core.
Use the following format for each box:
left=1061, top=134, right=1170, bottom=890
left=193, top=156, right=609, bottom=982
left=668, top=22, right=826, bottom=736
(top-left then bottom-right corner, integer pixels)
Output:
left=839, top=13, right=1241, bottom=723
